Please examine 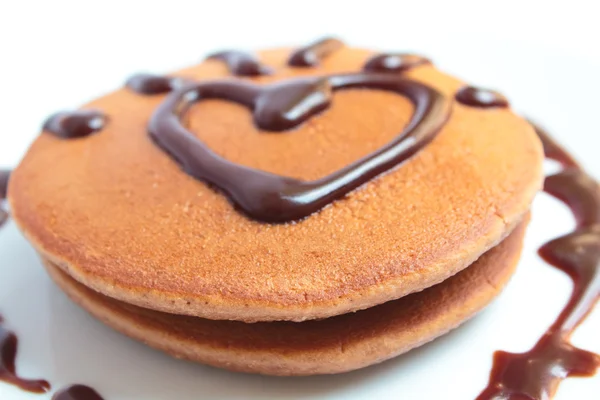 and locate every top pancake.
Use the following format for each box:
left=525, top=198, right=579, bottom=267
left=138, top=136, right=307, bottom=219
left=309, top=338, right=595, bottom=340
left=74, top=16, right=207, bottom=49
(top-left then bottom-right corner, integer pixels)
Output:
left=9, top=43, right=544, bottom=322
